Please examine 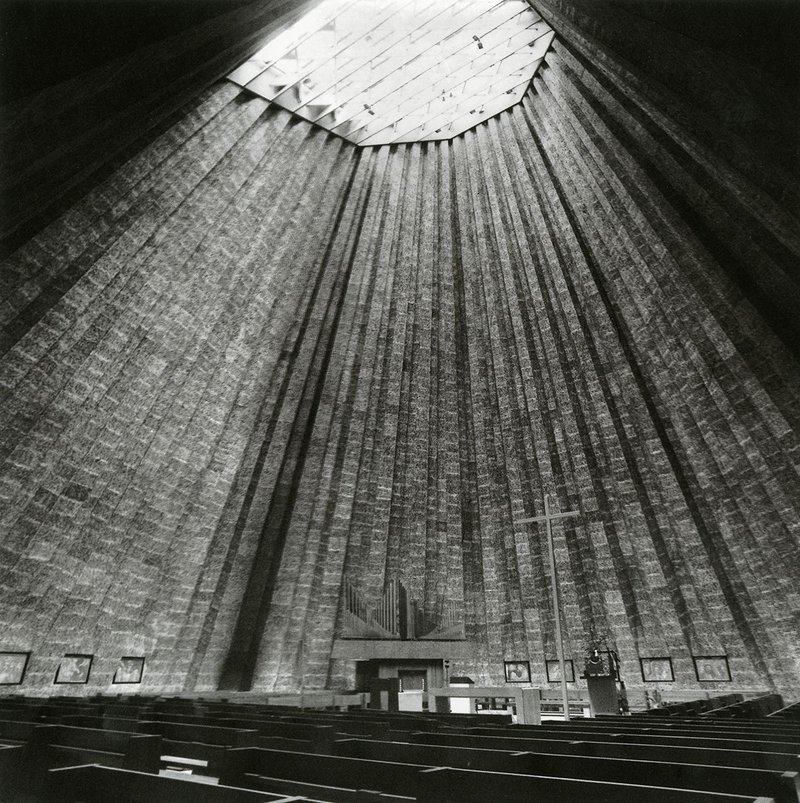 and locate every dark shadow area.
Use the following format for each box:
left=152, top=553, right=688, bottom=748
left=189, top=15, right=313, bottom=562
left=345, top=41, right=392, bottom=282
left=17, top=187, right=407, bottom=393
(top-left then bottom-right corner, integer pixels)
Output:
left=0, top=0, right=253, bottom=105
